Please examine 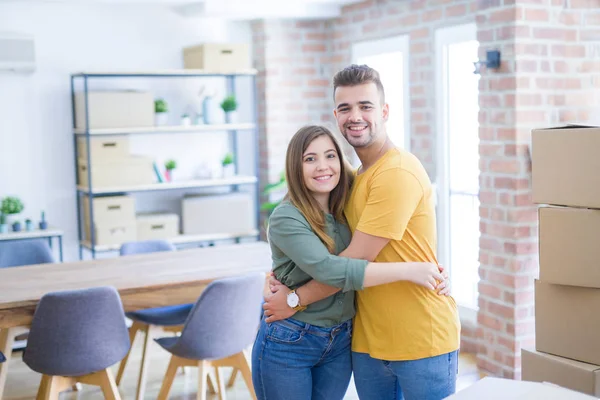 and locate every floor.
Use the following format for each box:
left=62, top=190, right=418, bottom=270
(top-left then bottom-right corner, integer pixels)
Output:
left=4, top=337, right=481, bottom=399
